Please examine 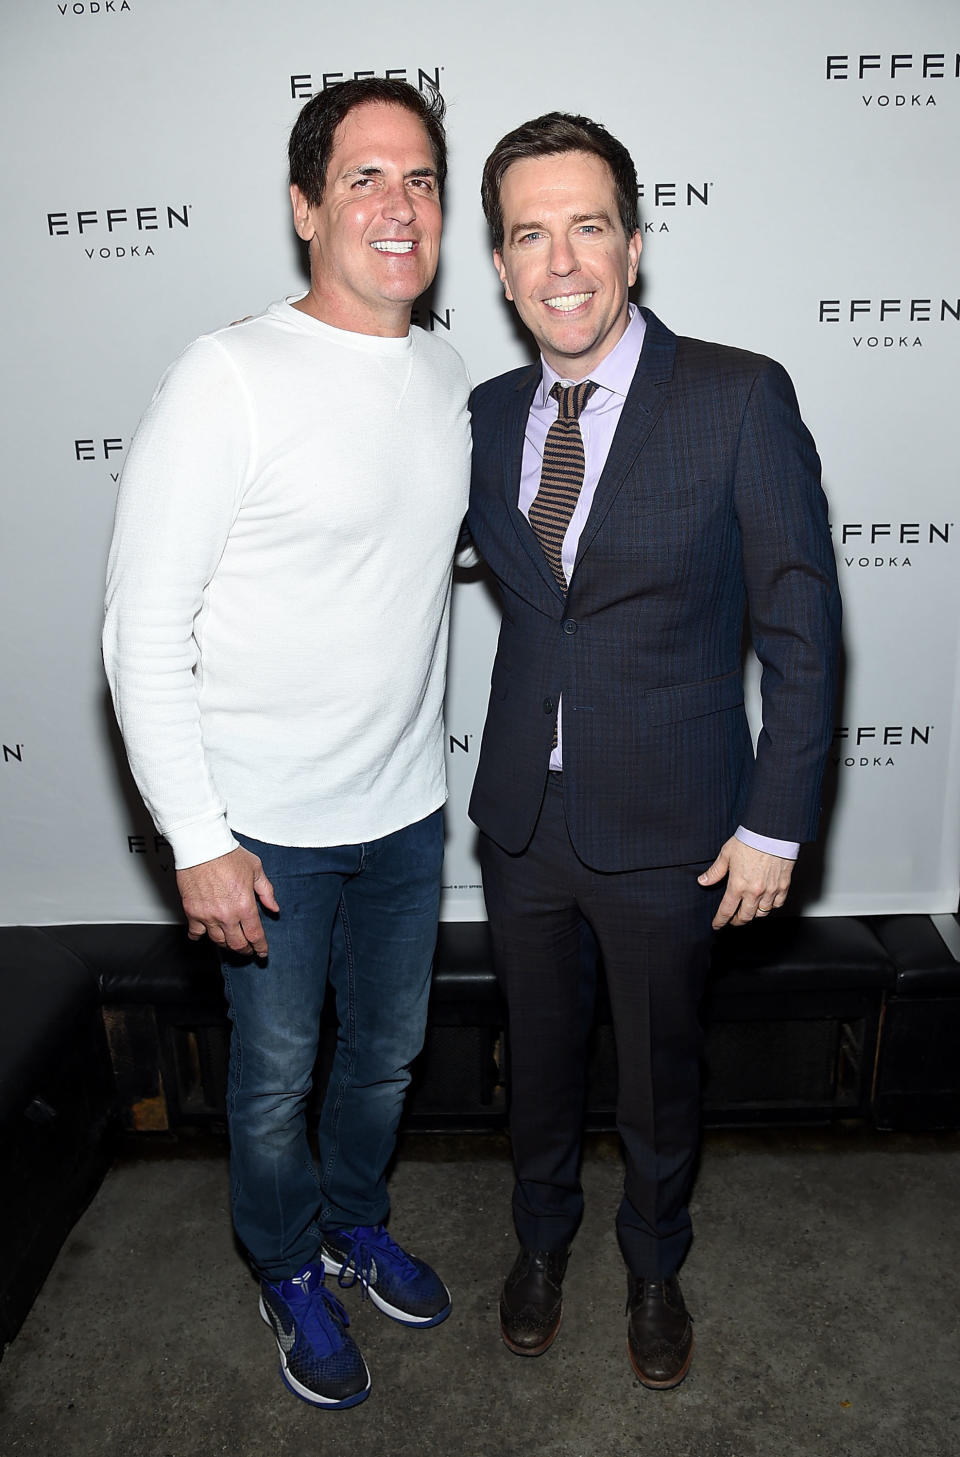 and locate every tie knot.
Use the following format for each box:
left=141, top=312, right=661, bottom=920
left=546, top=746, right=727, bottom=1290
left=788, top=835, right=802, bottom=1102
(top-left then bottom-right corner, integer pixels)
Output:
left=550, top=379, right=597, bottom=422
